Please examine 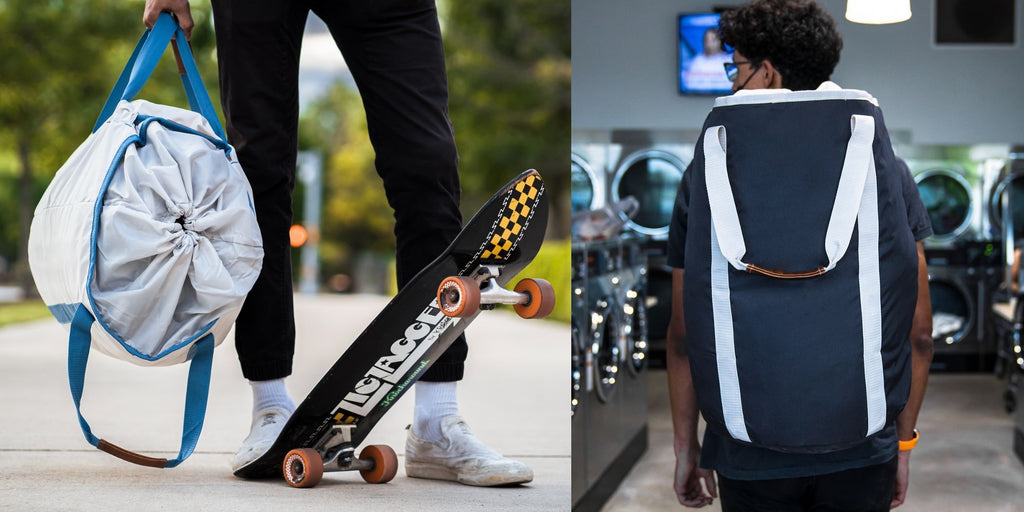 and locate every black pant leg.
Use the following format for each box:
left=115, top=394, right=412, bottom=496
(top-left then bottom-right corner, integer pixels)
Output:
left=313, top=0, right=467, bottom=381
left=808, top=457, right=898, bottom=512
left=211, top=0, right=309, bottom=381
left=718, top=474, right=812, bottom=512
